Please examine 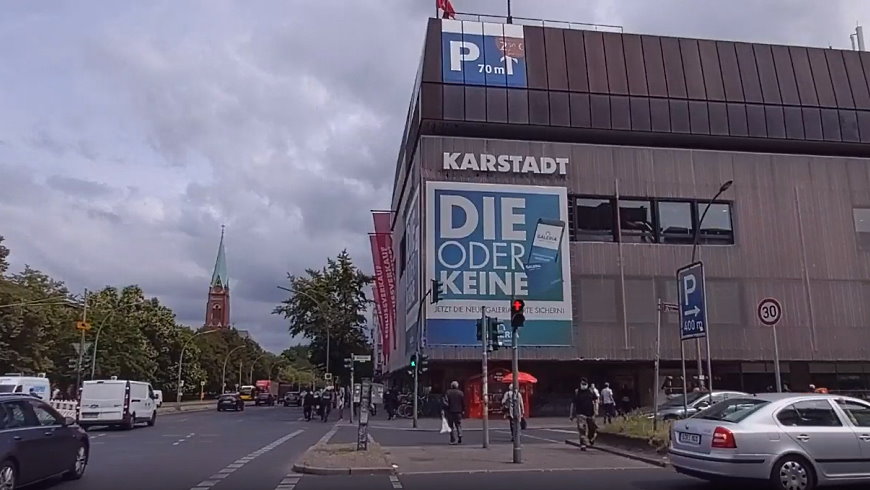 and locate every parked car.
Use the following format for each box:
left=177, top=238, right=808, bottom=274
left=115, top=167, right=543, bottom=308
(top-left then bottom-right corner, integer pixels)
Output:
left=217, top=393, right=245, bottom=412
left=283, top=392, right=301, bottom=407
left=255, top=392, right=275, bottom=407
left=0, top=393, right=89, bottom=488
left=78, top=378, right=158, bottom=430
left=646, top=390, right=749, bottom=420
left=0, top=373, right=51, bottom=401
left=669, top=393, right=870, bottom=490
